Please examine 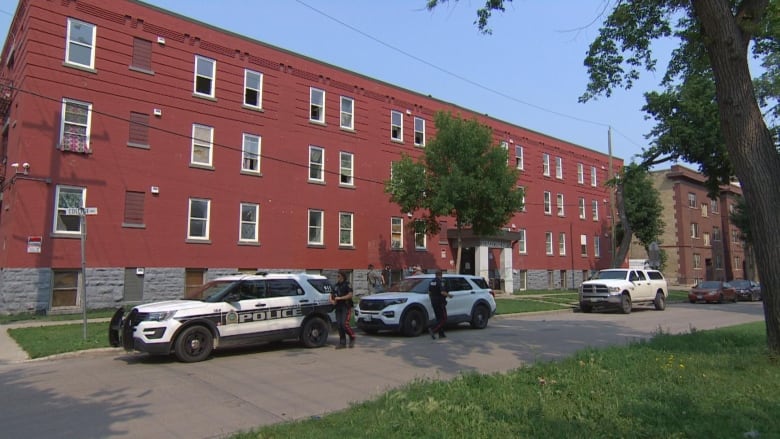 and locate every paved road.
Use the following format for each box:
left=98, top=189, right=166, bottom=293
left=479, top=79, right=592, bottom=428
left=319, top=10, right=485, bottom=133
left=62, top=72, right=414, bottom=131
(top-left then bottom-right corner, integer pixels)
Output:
left=0, top=302, right=765, bottom=439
